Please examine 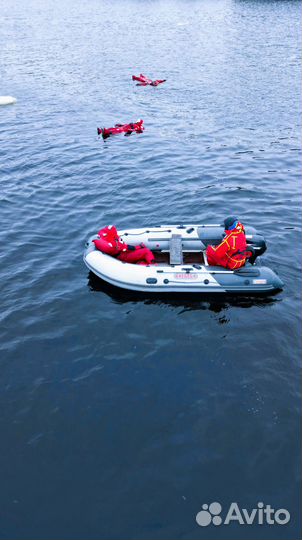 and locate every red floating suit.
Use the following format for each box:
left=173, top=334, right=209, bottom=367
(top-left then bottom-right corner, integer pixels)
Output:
left=206, top=222, right=249, bottom=270
left=93, top=225, right=126, bottom=256
left=93, top=225, right=155, bottom=265
left=117, top=245, right=155, bottom=265
left=97, top=119, right=144, bottom=140
left=132, top=73, right=166, bottom=87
